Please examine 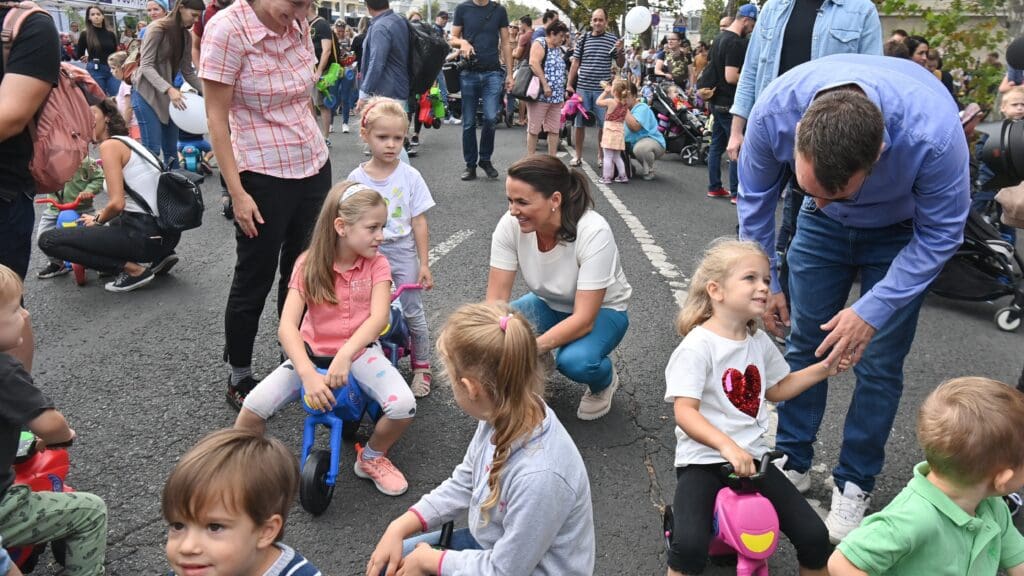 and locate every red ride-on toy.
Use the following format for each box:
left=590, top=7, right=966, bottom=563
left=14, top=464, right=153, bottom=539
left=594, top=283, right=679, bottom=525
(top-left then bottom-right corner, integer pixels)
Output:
left=35, top=196, right=88, bottom=286
left=5, top=432, right=74, bottom=572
